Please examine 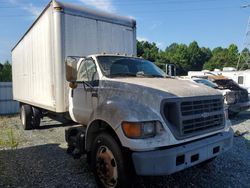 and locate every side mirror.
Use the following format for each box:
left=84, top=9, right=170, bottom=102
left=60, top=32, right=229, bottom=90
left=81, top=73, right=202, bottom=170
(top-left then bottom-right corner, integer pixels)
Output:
left=65, top=56, right=80, bottom=82
left=166, top=64, right=176, bottom=77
